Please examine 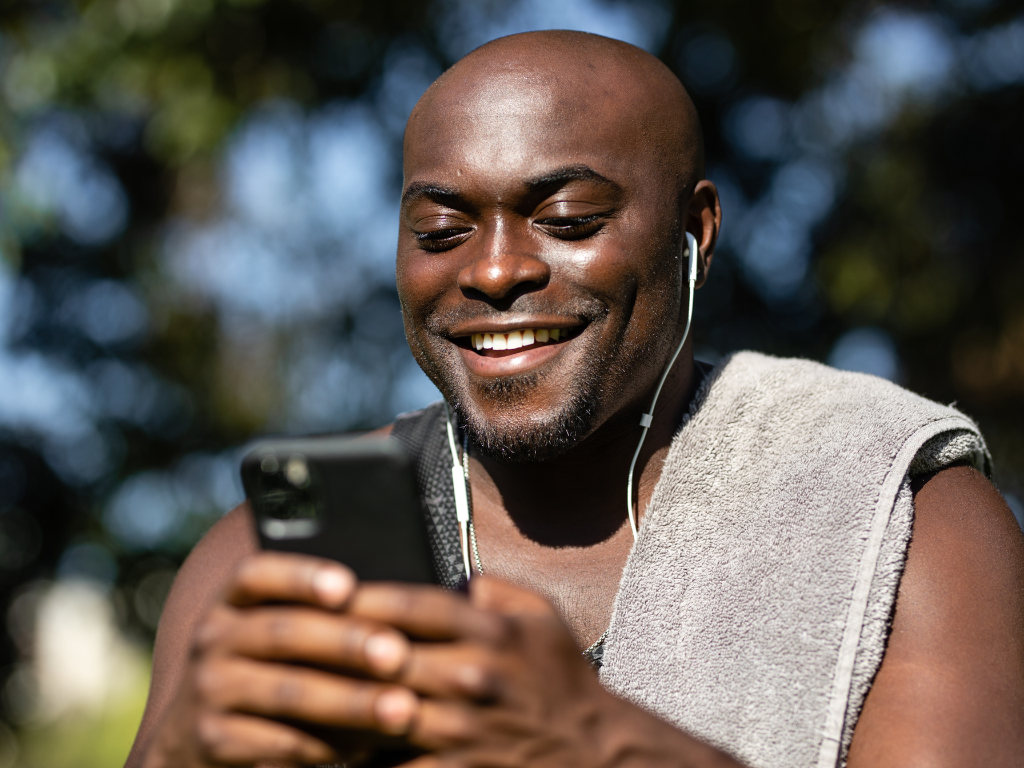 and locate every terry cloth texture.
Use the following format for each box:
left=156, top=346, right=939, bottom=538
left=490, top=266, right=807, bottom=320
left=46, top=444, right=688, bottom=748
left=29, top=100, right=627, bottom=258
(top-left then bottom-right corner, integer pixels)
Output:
left=599, top=351, right=990, bottom=768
